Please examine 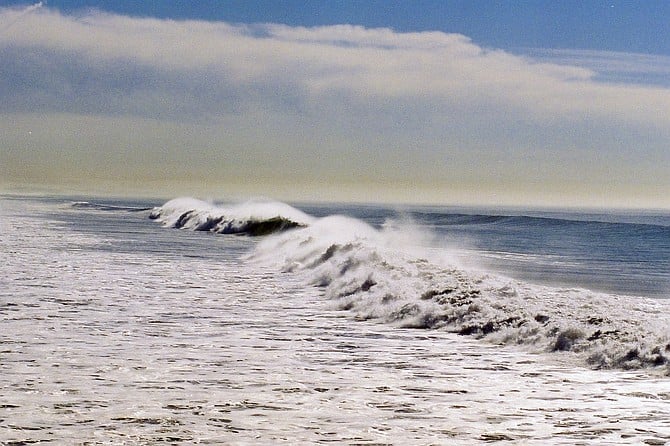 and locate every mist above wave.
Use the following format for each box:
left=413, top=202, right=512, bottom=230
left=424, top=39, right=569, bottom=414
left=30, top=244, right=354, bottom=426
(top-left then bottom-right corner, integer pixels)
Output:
left=152, top=197, right=670, bottom=371
left=250, top=214, right=670, bottom=372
